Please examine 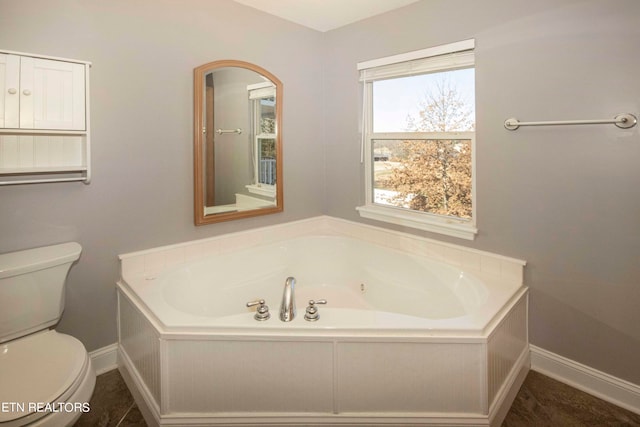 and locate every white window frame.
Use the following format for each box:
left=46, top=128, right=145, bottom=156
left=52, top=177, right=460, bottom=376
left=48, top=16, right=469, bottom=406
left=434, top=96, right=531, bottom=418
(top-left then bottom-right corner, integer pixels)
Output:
left=245, top=82, right=276, bottom=198
left=356, top=39, right=478, bottom=240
